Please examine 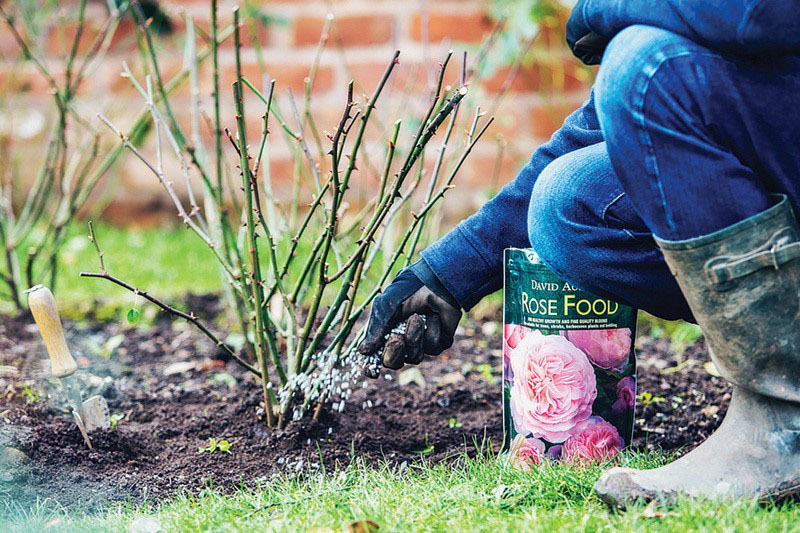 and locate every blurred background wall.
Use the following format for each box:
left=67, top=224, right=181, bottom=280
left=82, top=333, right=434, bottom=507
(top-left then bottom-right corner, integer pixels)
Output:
left=0, top=0, right=593, bottom=226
